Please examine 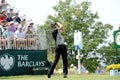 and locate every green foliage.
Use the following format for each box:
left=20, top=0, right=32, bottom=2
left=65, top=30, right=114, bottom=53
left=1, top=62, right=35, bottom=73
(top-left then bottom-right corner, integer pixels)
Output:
left=67, top=49, right=77, bottom=66
left=97, top=43, right=117, bottom=65
left=84, top=58, right=99, bottom=73
left=38, top=0, right=113, bottom=50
